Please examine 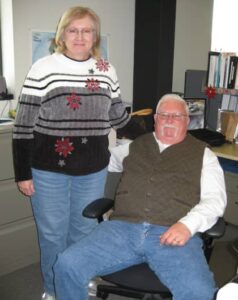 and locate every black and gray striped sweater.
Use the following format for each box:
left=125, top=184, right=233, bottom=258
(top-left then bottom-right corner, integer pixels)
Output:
left=13, top=53, right=130, bottom=181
